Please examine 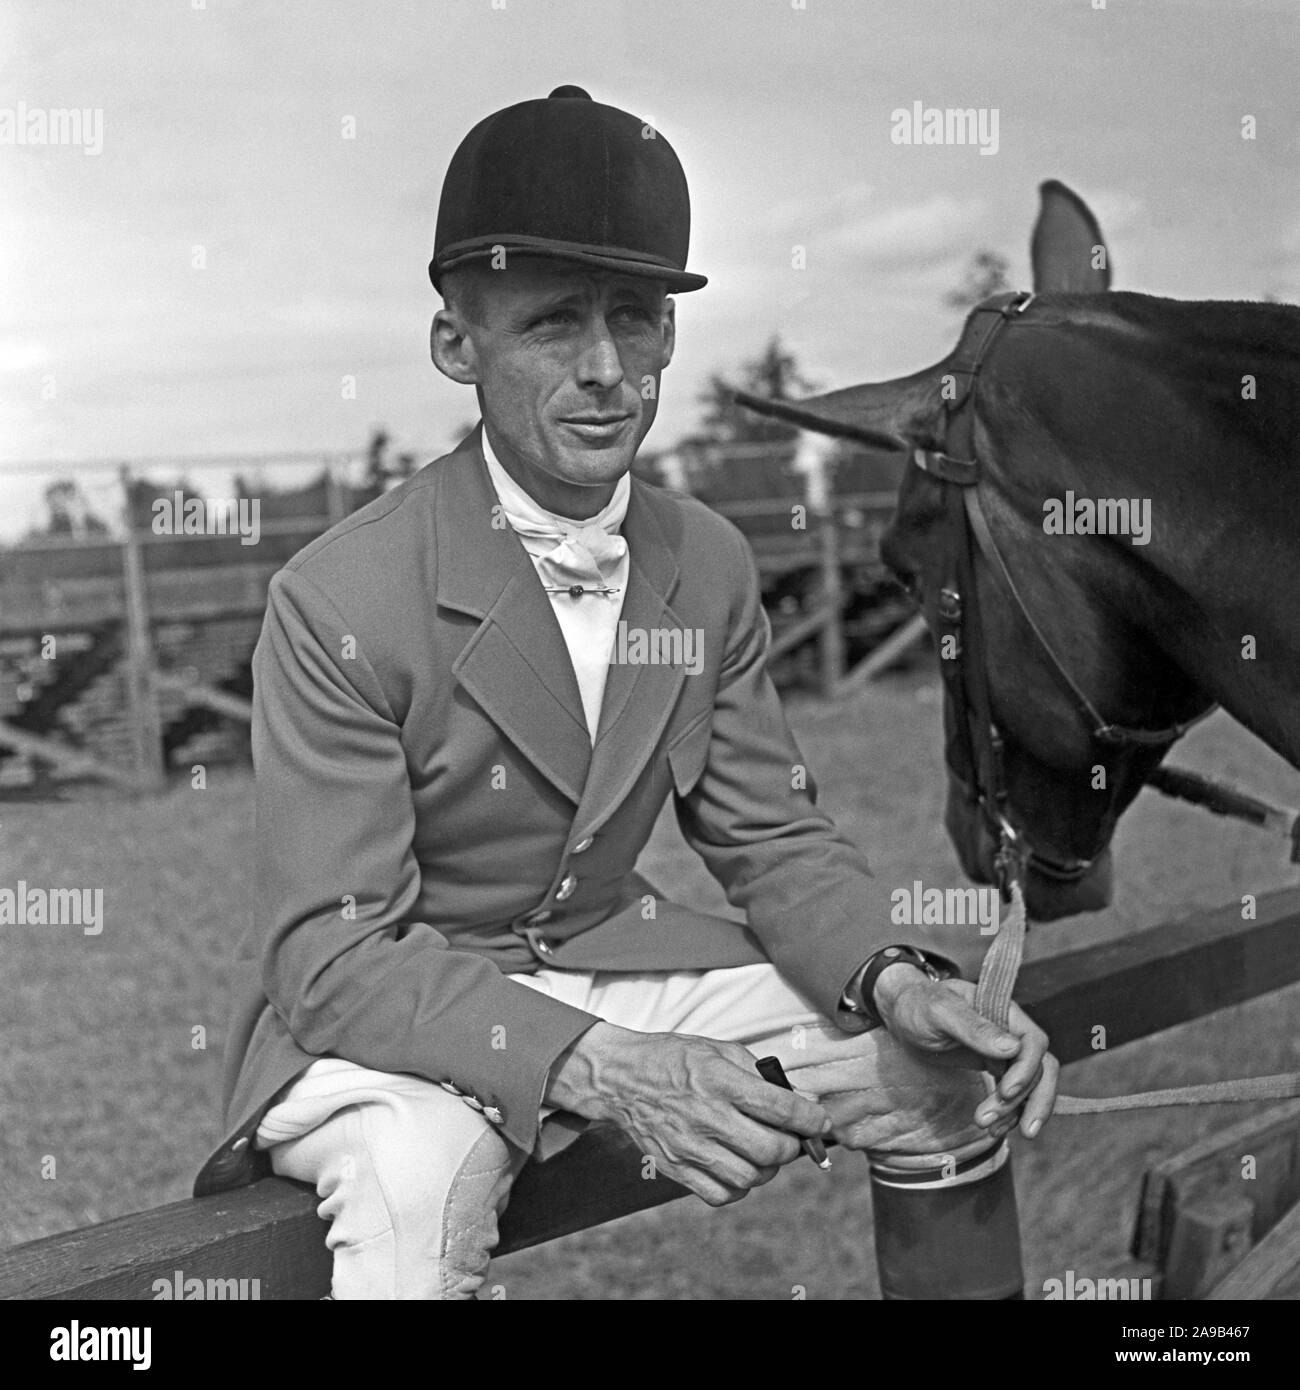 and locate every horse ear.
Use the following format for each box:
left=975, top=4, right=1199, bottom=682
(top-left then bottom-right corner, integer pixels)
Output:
left=1031, top=179, right=1112, bottom=293
left=733, top=385, right=906, bottom=453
